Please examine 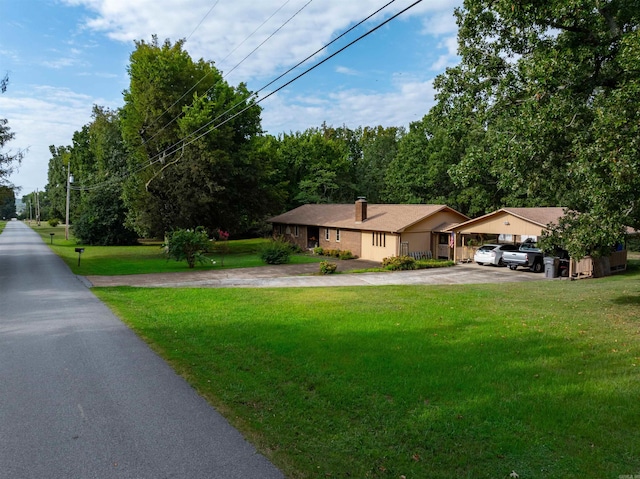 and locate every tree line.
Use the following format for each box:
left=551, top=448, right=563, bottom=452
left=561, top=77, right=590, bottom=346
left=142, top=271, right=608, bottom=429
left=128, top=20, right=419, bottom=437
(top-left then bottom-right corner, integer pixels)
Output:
left=20, top=1, right=639, bottom=258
